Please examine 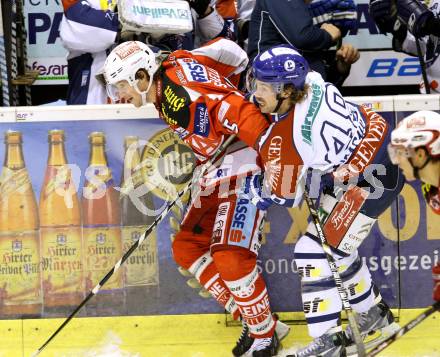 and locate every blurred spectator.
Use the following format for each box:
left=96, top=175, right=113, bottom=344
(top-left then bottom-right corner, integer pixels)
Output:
left=59, top=0, right=119, bottom=104
left=189, top=0, right=236, bottom=47
left=308, top=0, right=360, bottom=87
left=214, top=0, right=238, bottom=19
left=235, top=0, right=256, bottom=49
left=369, top=0, right=440, bottom=93
left=247, top=0, right=359, bottom=87
left=60, top=0, right=236, bottom=105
